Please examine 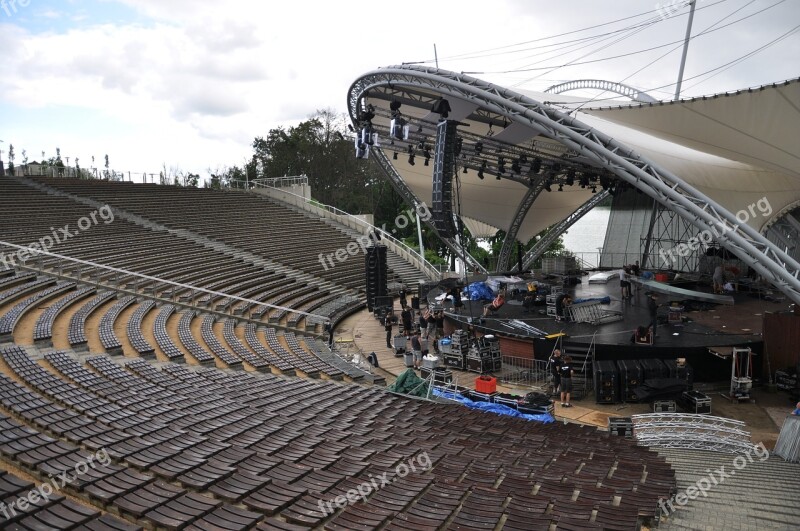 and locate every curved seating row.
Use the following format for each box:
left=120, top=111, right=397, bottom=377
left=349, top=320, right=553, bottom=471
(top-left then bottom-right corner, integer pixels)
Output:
left=177, top=311, right=215, bottom=364
left=152, top=304, right=185, bottom=362
left=221, top=319, right=270, bottom=372
left=0, top=281, right=75, bottom=337
left=68, top=291, right=117, bottom=348
left=0, top=344, right=674, bottom=530
left=98, top=295, right=137, bottom=354
left=34, top=286, right=96, bottom=343
left=200, top=315, right=243, bottom=368
left=243, top=323, right=296, bottom=374
left=126, top=300, right=156, bottom=357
